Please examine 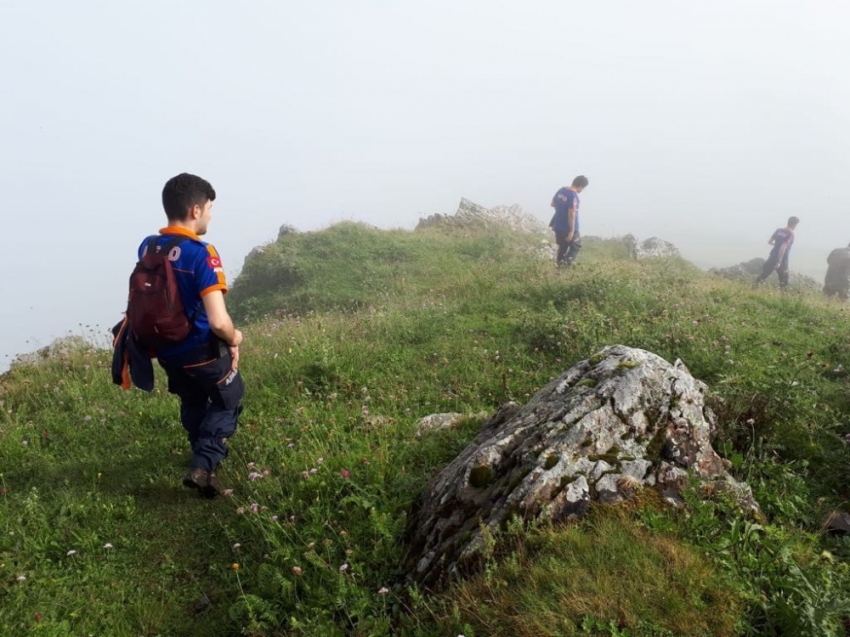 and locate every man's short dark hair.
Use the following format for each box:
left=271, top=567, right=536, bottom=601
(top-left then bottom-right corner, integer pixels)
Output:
left=162, top=173, right=216, bottom=221
left=572, top=175, right=589, bottom=188
left=787, top=216, right=800, bottom=228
